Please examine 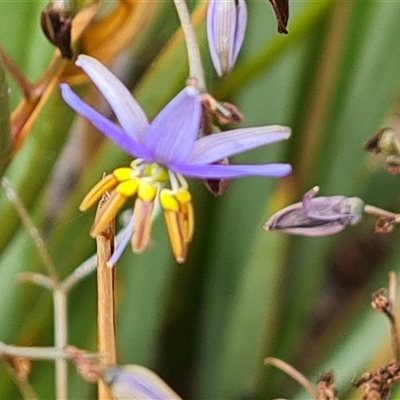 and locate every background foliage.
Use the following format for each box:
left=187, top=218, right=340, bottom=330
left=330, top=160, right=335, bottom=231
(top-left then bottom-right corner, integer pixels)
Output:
left=1, top=1, right=400, bottom=399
